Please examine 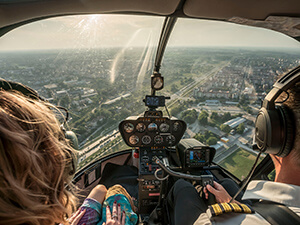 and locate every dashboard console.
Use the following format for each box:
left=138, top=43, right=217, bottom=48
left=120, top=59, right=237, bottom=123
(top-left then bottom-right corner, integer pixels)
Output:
left=119, top=113, right=186, bottom=214
left=115, top=81, right=217, bottom=217
left=119, top=116, right=186, bottom=148
left=138, top=147, right=166, bottom=214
